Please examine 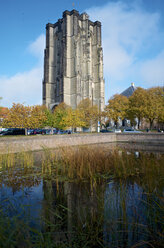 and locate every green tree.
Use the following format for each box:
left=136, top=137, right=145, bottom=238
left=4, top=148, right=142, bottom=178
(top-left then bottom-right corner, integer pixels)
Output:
left=53, top=102, right=71, bottom=130
left=43, top=108, right=54, bottom=127
left=105, top=94, right=129, bottom=127
left=77, top=98, right=99, bottom=129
